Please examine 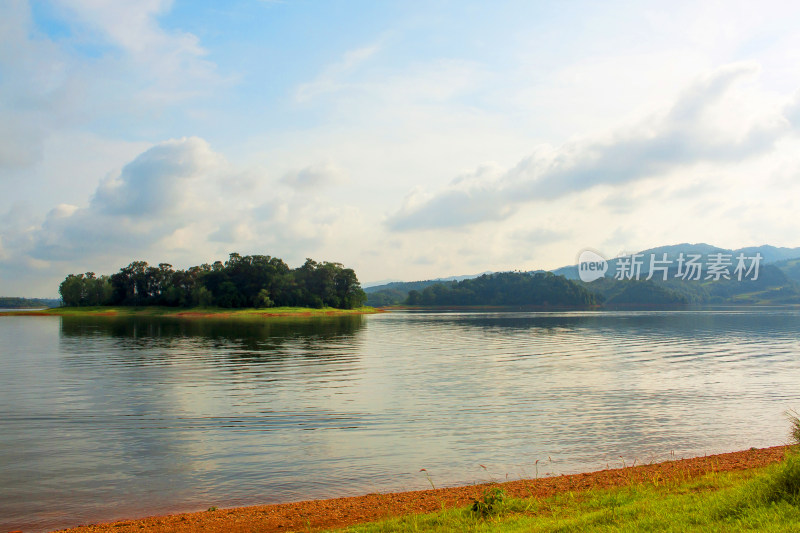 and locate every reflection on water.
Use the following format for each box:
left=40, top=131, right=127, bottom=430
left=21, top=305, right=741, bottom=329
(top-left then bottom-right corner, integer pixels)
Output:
left=1, top=309, right=800, bottom=532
